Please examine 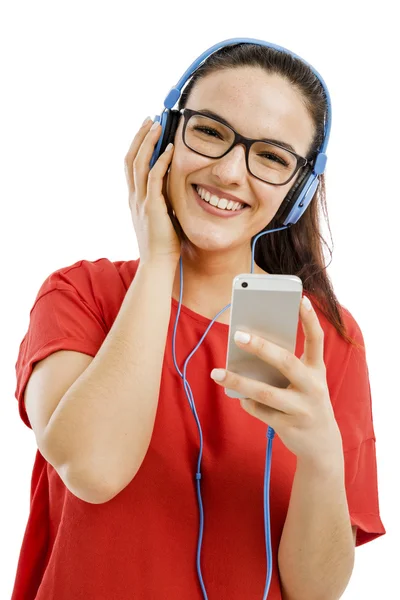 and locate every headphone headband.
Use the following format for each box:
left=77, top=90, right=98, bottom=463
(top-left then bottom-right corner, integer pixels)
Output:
left=163, top=37, right=331, bottom=158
